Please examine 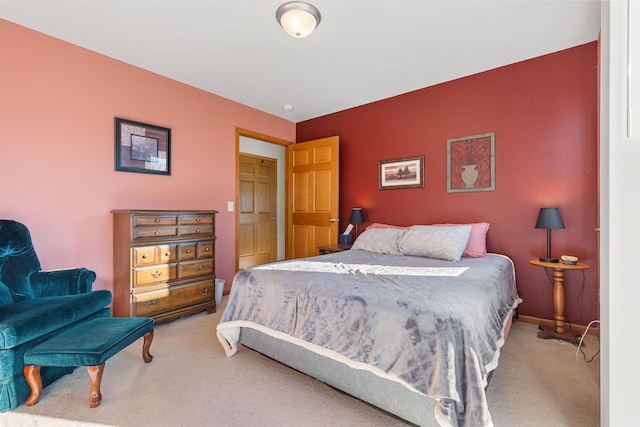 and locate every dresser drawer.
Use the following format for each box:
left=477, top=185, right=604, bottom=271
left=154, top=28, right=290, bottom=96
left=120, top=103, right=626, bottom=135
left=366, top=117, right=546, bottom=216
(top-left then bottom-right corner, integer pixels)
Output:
left=157, top=244, right=176, bottom=264
left=133, top=247, right=156, bottom=266
left=179, top=225, right=213, bottom=237
left=133, top=226, right=178, bottom=240
left=133, top=280, right=214, bottom=317
left=133, top=244, right=177, bottom=266
left=197, top=241, right=214, bottom=258
left=180, top=215, right=214, bottom=225
left=134, top=264, right=177, bottom=287
left=179, top=259, right=214, bottom=279
left=135, top=215, right=178, bottom=227
left=179, top=243, right=197, bottom=260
